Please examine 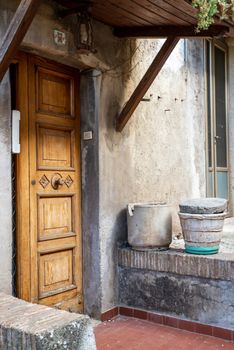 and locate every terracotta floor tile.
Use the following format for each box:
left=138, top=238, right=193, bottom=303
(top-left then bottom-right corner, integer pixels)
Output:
left=95, top=316, right=234, bottom=350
